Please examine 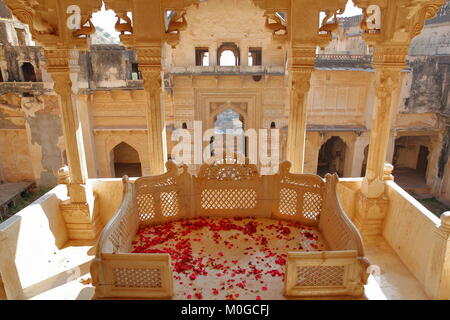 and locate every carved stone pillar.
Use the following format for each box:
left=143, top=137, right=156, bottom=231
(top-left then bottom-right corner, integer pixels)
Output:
left=361, top=58, right=404, bottom=198
left=46, top=49, right=87, bottom=201
left=45, top=48, right=100, bottom=241
left=355, top=45, right=407, bottom=239
left=137, top=47, right=167, bottom=175
left=286, top=46, right=315, bottom=174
